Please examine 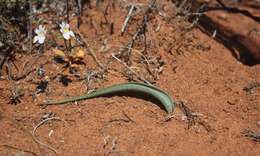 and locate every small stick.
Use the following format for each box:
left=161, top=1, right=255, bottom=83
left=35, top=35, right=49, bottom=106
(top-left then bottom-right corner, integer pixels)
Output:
left=121, top=4, right=136, bottom=35
left=1, top=145, right=37, bottom=156
left=243, top=129, right=260, bottom=142
left=11, top=54, right=44, bottom=81
left=66, top=0, right=70, bottom=23
left=176, top=0, right=188, bottom=14
left=64, top=39, right=69, bottom=54
left=111, top=53, right=151, bottom=85
left=76, top=0, right=82, bottom=28
left=76, top=31, right=104, bottom=68
left=32, top=117, right=65, bottom=156
left=138, top=52, right=157, bottom=80
left=28, top=0, right=33, bottom=53
left=119, top=0, right=156, bottom=63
